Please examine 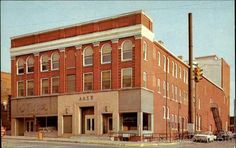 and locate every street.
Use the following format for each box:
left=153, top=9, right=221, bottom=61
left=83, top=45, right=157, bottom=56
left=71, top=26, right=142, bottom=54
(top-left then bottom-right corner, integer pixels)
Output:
left=2, top=139, right=235, bottom=148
